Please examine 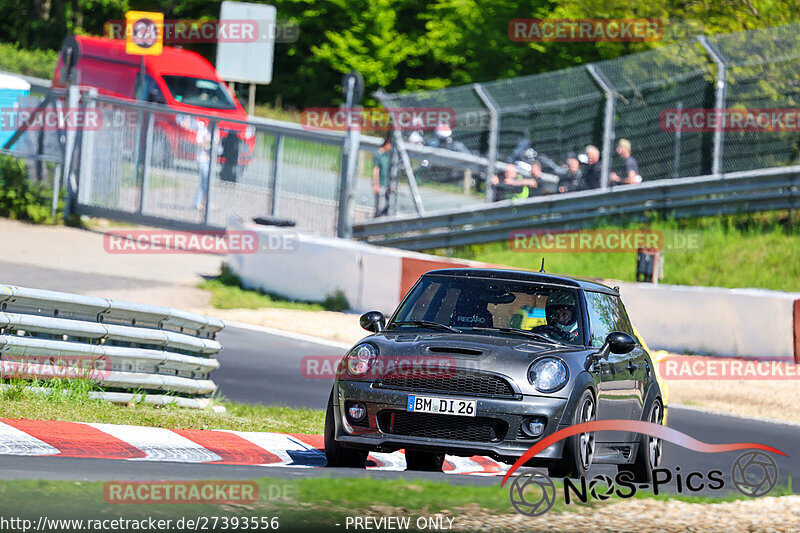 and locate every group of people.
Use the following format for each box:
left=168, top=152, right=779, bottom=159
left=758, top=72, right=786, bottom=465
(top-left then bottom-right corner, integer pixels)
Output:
left=492, top=139, right=642, bottom=202
left=371, top=134, right=643, bottom=216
